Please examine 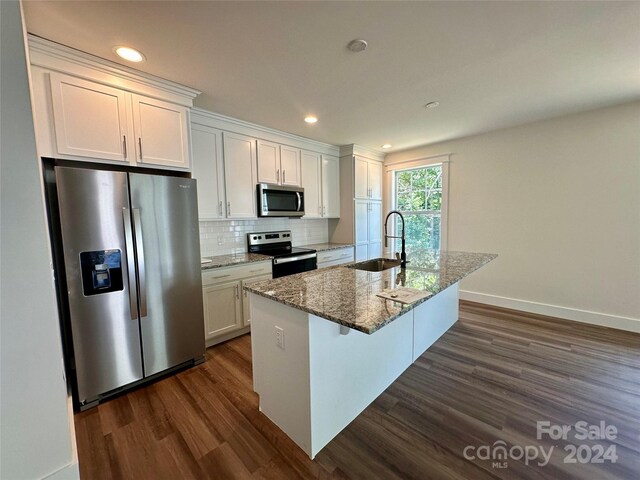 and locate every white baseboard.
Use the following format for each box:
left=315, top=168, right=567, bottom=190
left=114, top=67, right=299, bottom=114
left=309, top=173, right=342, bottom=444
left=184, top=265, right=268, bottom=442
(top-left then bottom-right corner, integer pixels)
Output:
left=44, top=461, right=79, bottom=480
left=459, top=290, right=640, bottom=334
